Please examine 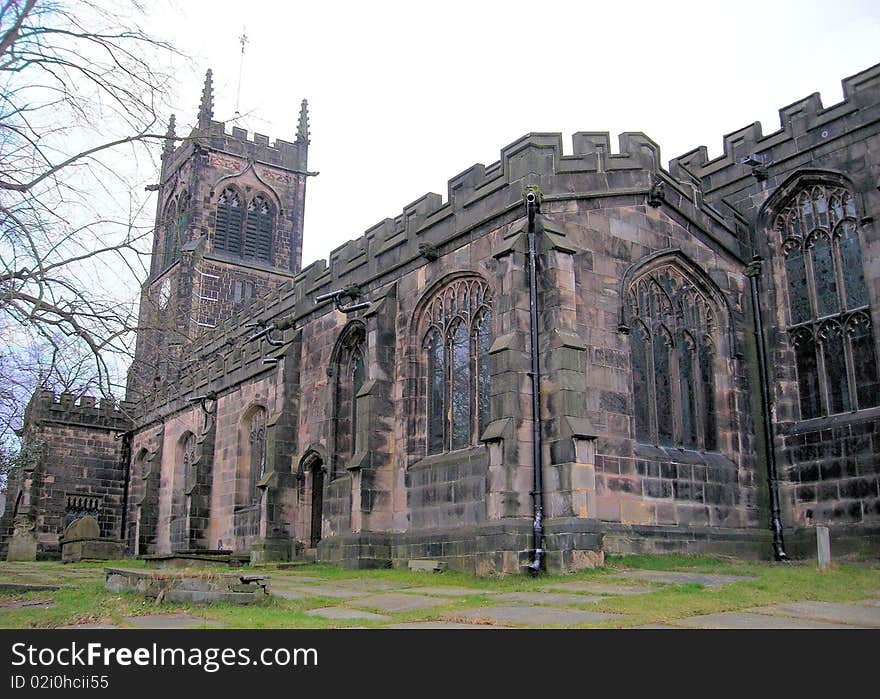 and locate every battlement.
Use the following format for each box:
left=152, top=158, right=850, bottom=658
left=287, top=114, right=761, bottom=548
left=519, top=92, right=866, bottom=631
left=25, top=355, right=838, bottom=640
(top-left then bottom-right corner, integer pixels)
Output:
left=199, top=119, right=308, bottom=171
left=27, top=390, right=135, bottom=432
left=670, top=61, right=880, bottom=192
